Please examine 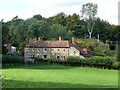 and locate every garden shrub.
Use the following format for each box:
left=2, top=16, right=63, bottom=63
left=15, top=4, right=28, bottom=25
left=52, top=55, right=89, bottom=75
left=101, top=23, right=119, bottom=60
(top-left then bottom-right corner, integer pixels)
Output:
left=33, top=57, right=44, bottom=64
left=2, top=55, right=24, bottom=66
